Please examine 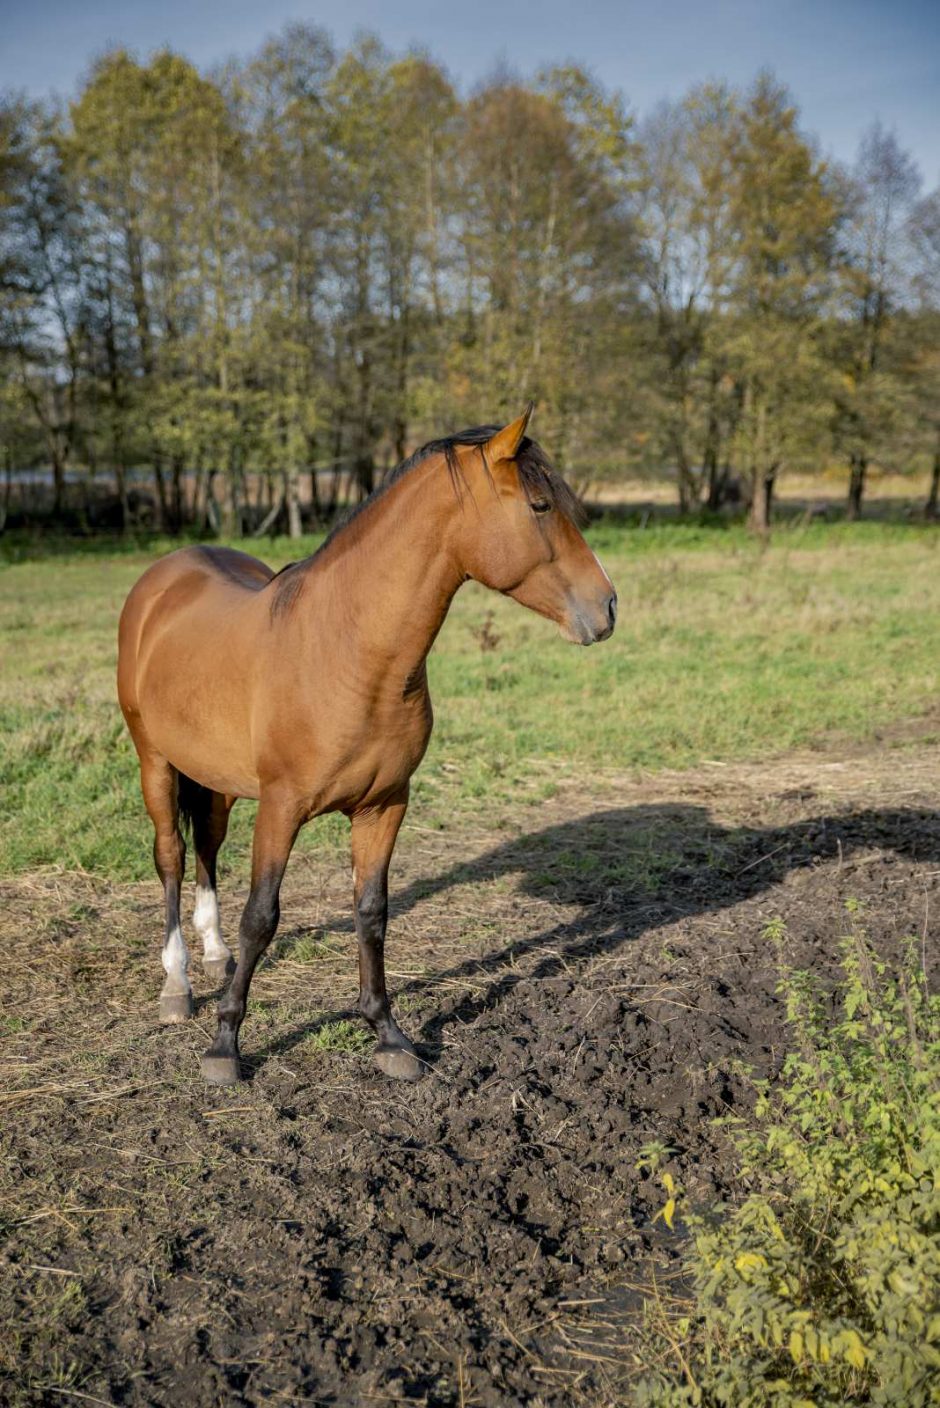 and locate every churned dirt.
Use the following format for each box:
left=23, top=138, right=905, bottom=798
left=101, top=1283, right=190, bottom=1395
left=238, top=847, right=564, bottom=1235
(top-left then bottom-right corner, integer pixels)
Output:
left=2, top=743, right=938, bottom=1407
